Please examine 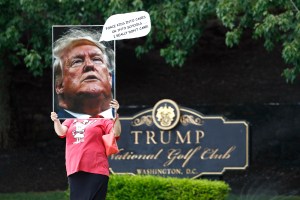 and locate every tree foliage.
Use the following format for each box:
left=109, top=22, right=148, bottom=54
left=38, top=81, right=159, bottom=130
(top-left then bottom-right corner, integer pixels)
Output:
left=0, top=0, right=300, bottom=82
left=0, top=0, right=107, bottom=76
left=216, top=0, right=300, bottom=83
